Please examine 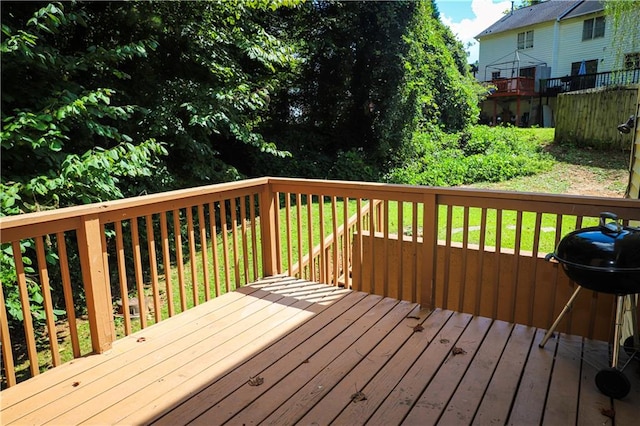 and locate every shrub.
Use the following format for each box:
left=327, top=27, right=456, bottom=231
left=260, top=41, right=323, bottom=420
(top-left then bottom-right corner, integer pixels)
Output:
left=329, top=148, right=380, bottom=182
left=386, top=125, right=552, bottom=186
